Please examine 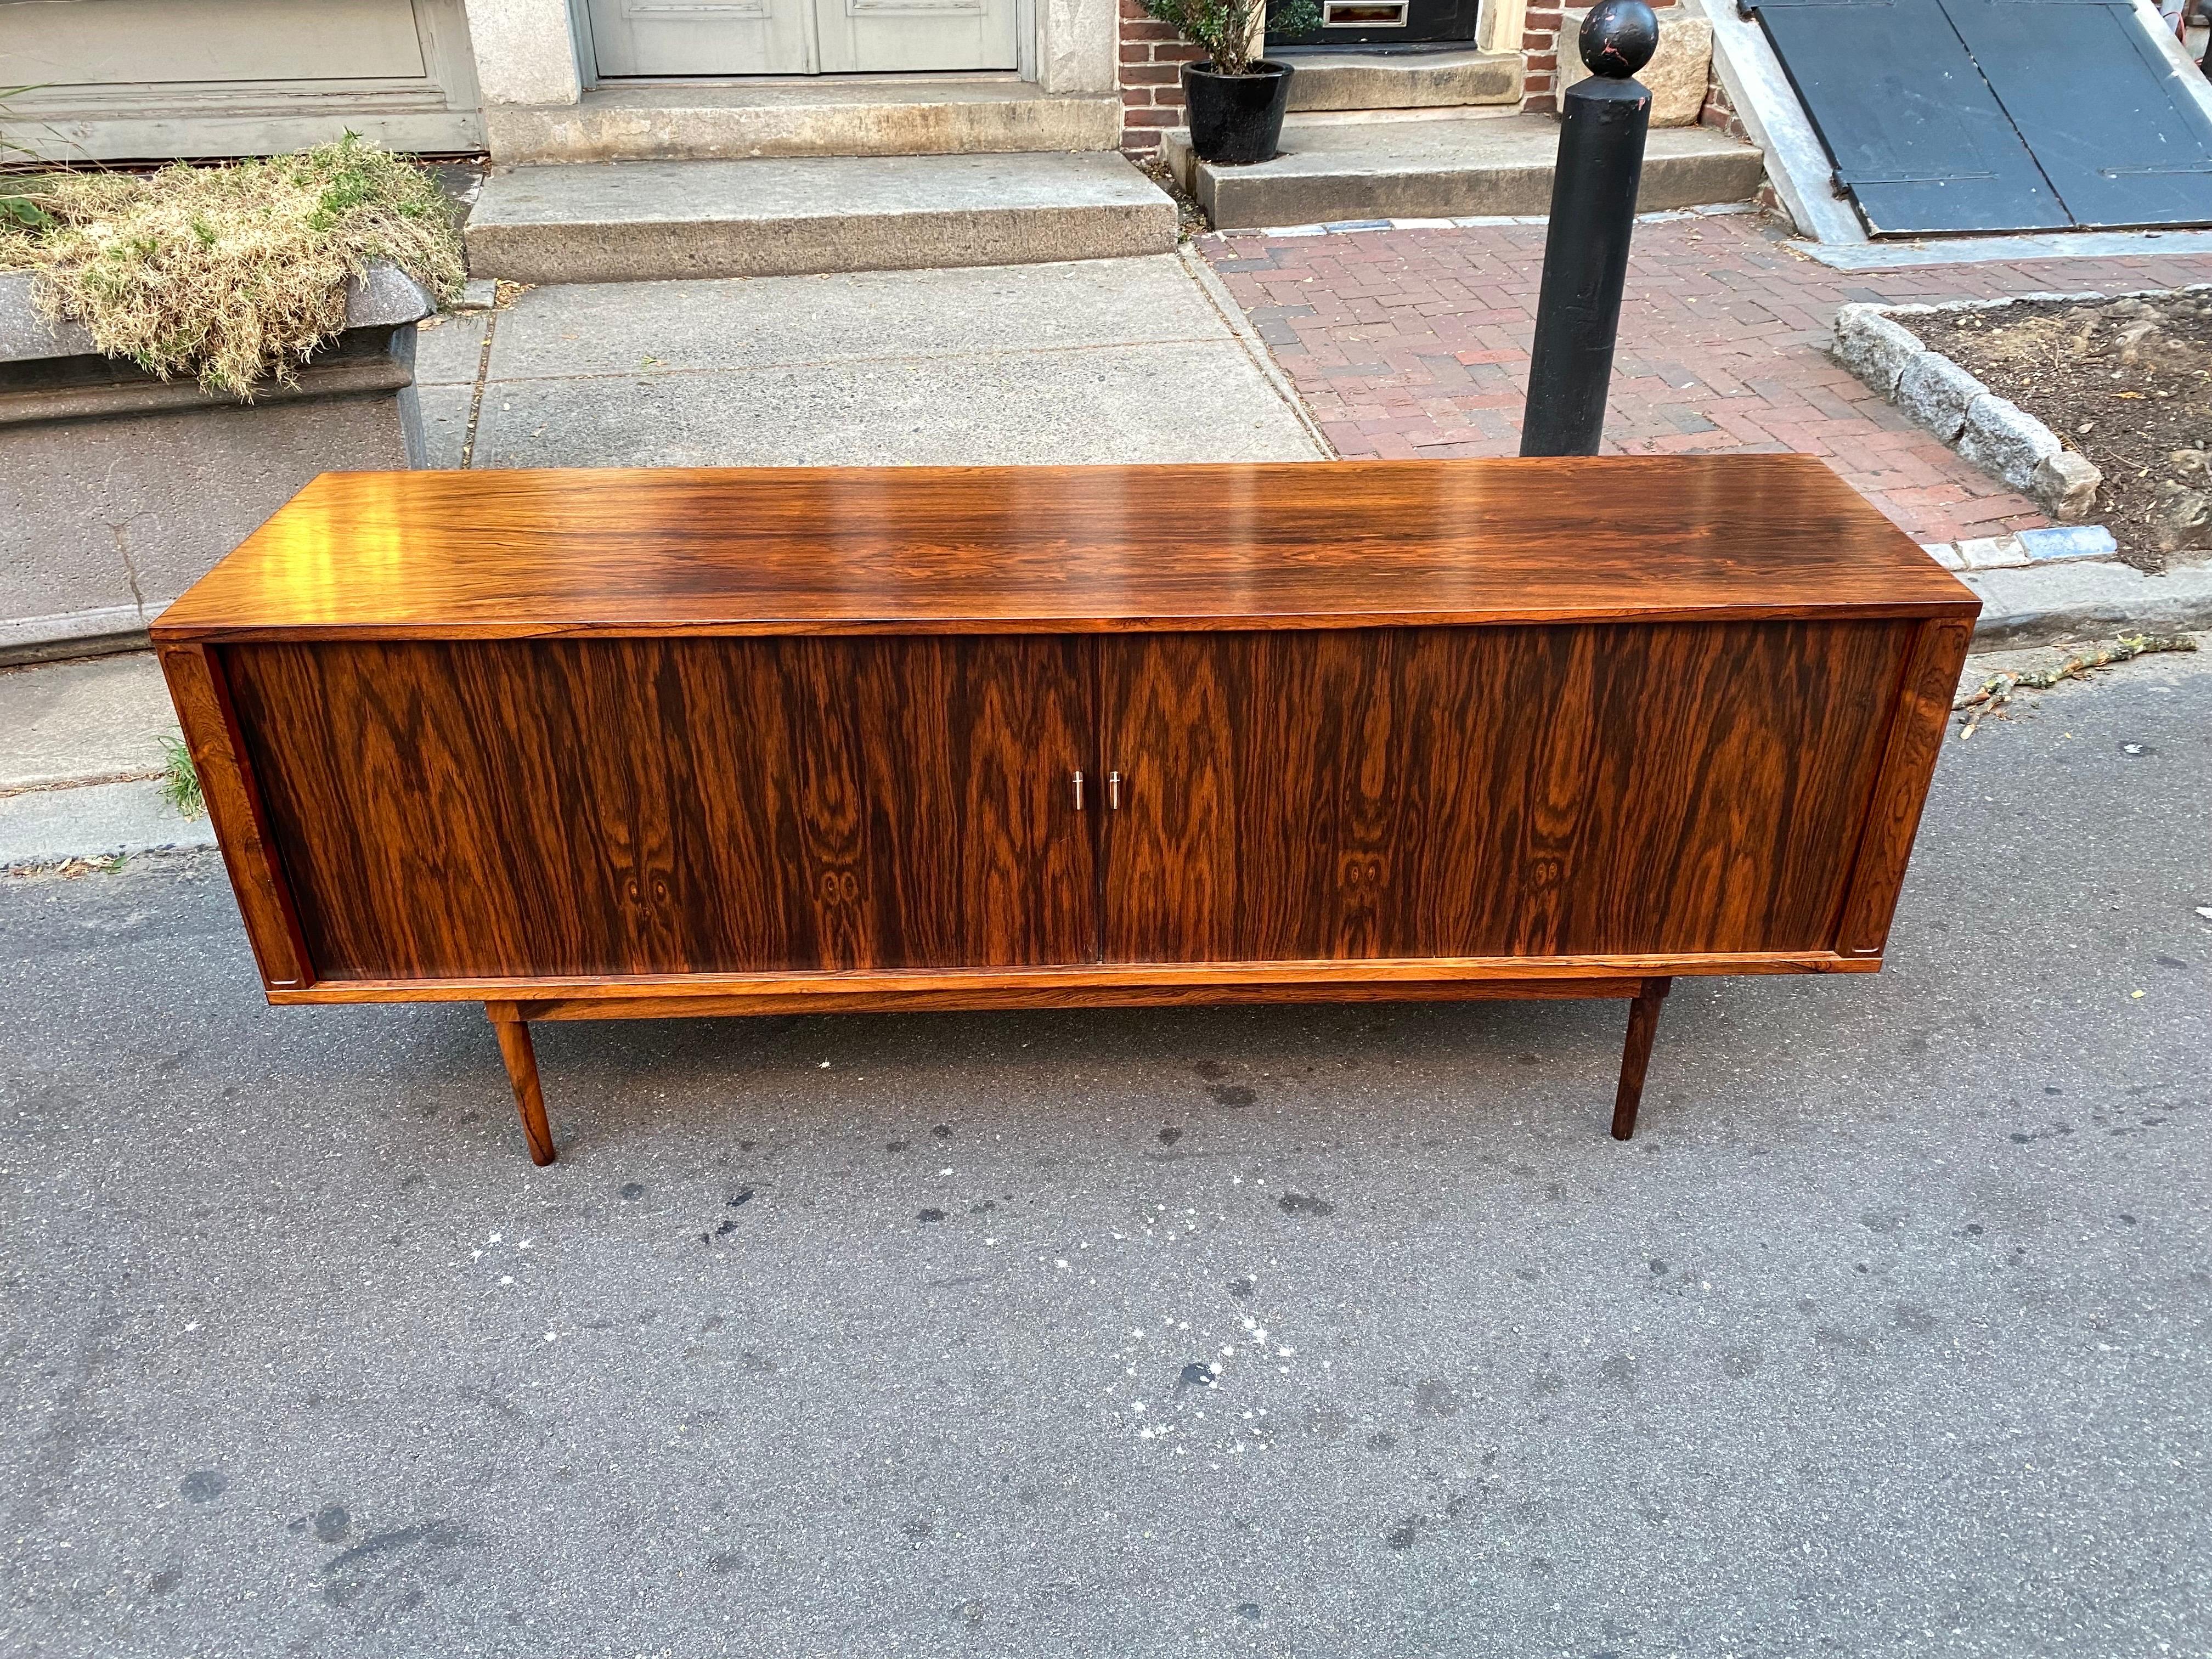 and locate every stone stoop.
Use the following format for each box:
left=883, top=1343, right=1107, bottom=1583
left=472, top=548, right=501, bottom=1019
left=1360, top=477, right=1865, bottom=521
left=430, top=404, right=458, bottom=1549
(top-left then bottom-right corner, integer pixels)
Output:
left=485, top=77, right=1121, bottom=165
left=1281, top=49, right=1522, bottom=112
left=1165, top=112, right=1765, bottom=230
left=465, top=152, right=1181, bottom=285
